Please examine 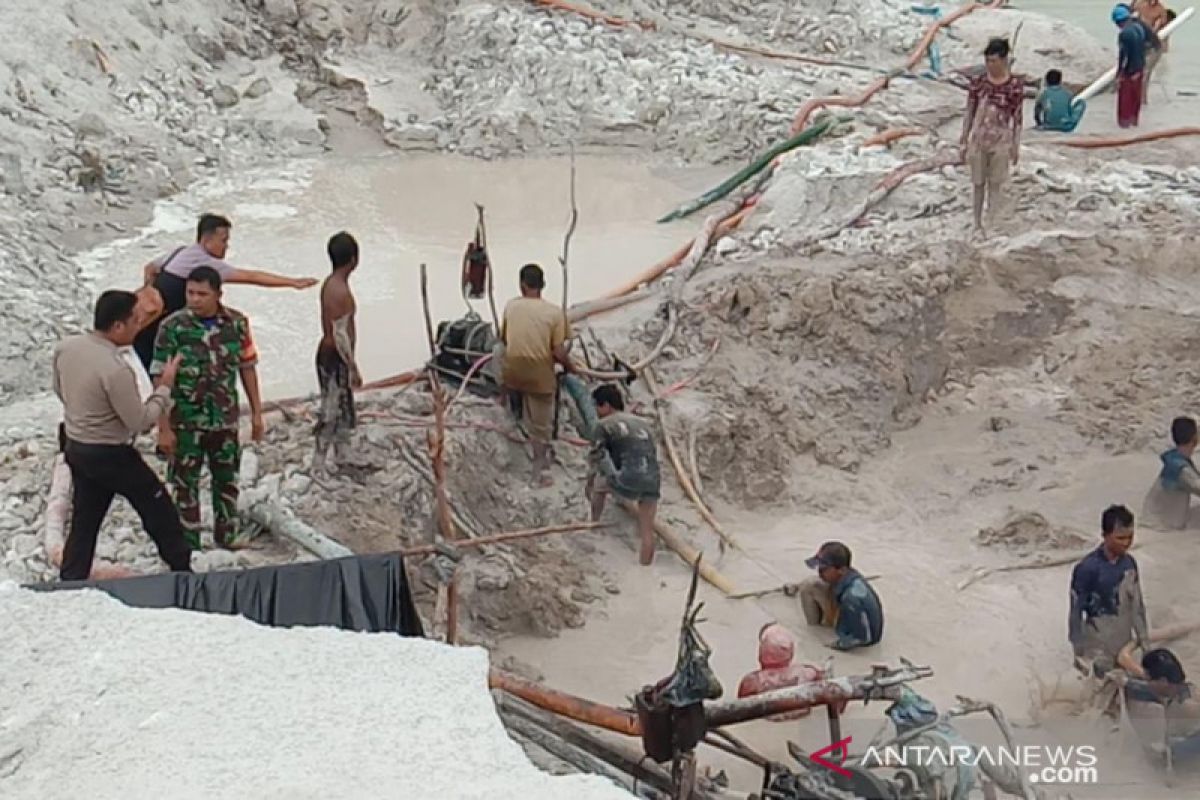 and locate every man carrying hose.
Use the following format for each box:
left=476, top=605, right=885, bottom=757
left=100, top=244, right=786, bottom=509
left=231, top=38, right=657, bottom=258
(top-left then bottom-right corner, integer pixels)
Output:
left=960, top=38, right=1023, bottom=236
left=586, top=384, right=660, bottom=565
left=500, top=263, right=575, bottom=487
